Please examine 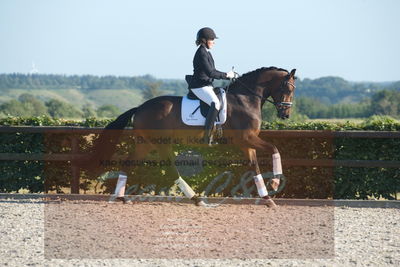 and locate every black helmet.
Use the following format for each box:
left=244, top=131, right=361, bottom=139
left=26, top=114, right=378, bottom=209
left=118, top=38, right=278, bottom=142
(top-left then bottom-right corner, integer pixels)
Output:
left=196, top=27, right=218, bottom=41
